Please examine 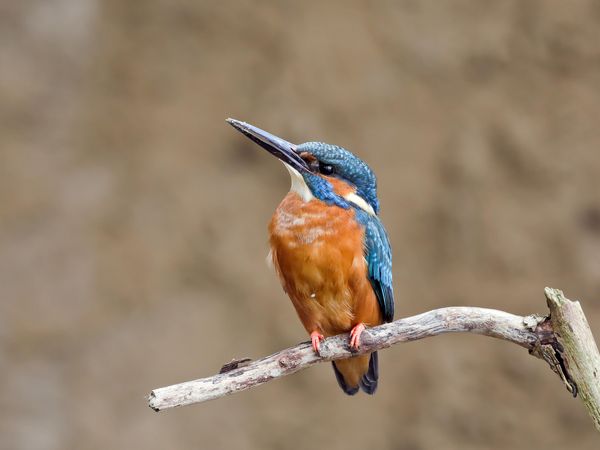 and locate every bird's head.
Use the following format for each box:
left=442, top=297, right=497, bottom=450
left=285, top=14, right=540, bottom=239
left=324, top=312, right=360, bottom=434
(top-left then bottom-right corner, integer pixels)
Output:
left=227, top=119, right=380, bottom=215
